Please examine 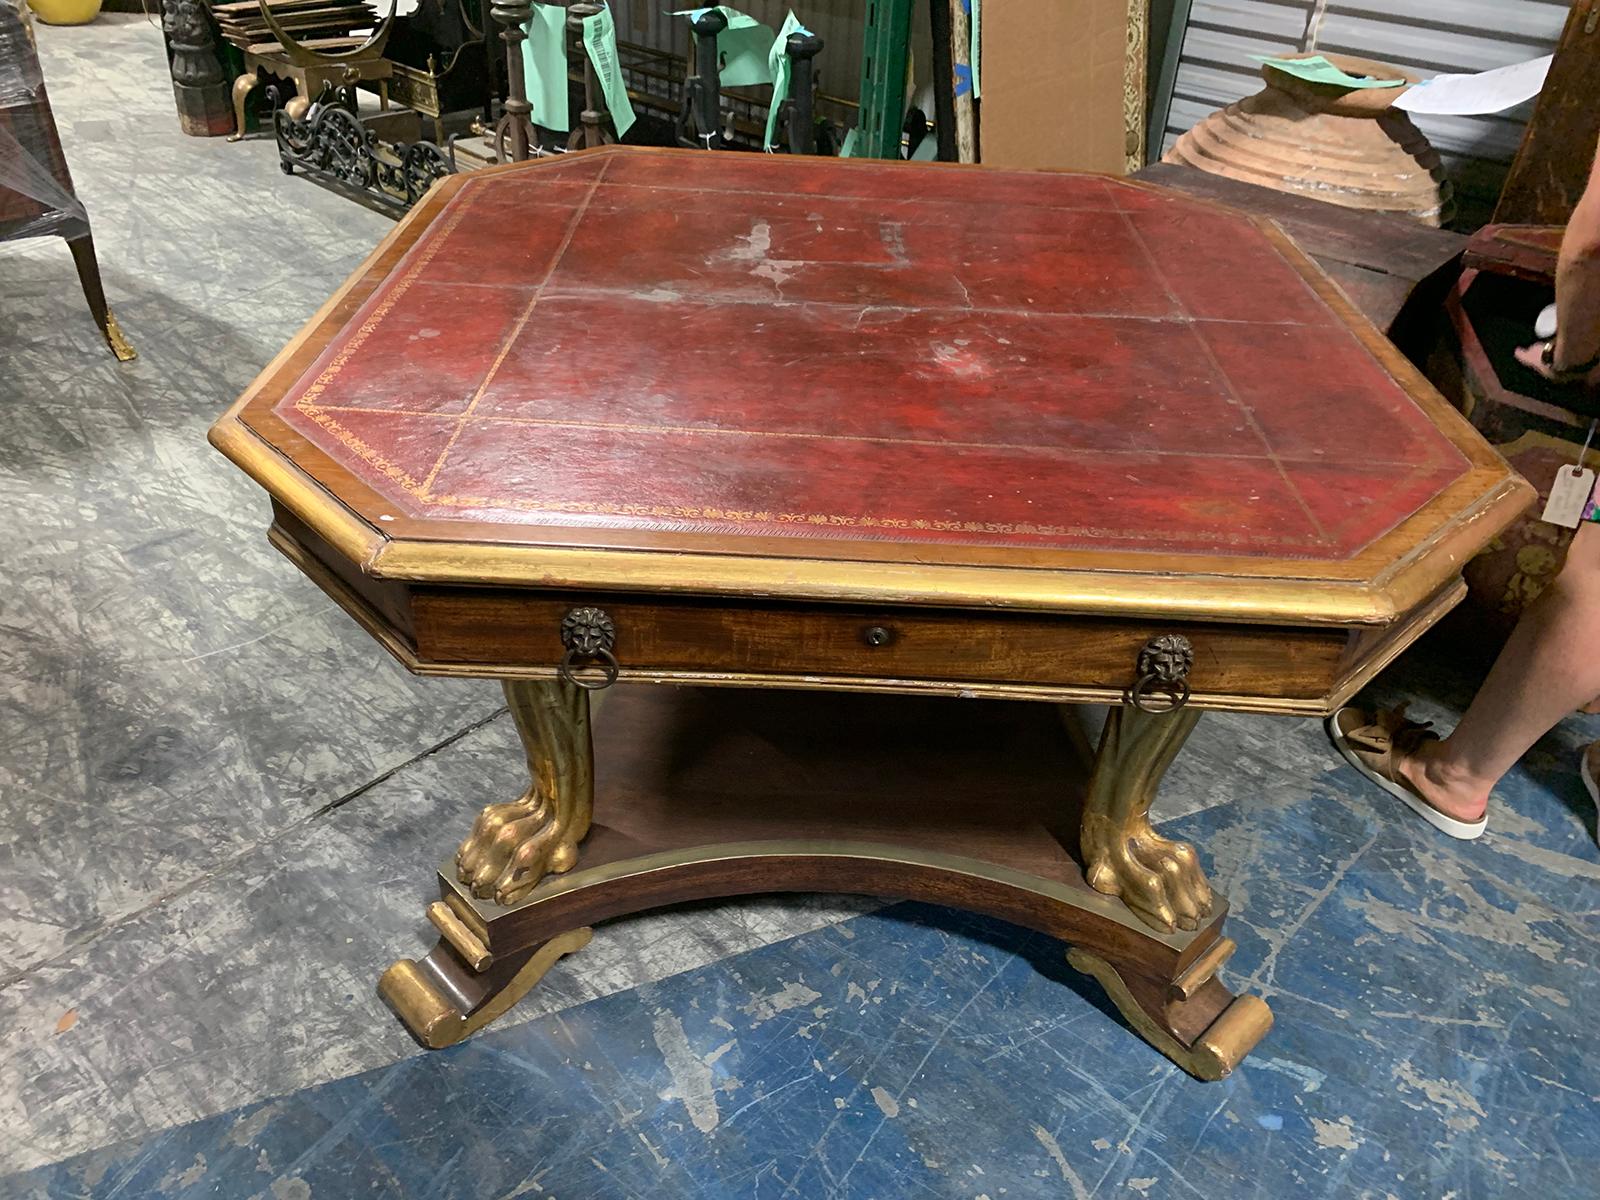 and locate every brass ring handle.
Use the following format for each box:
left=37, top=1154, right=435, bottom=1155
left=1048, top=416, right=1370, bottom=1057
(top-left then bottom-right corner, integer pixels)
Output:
left=558, top=645, right=619, bottom=691
left=557, top=606, right=619, bottom=691
left=1130, top=671, right=1191, bottom=714
left=1130, top=634, right=1194, bottom=714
